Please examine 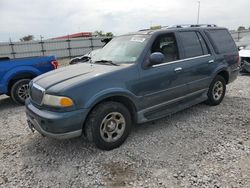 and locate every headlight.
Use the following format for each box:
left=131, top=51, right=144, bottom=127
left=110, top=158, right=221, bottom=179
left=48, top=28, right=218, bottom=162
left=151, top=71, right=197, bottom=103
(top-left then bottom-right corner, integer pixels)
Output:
left=43, top=94, right=74, bottom=107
